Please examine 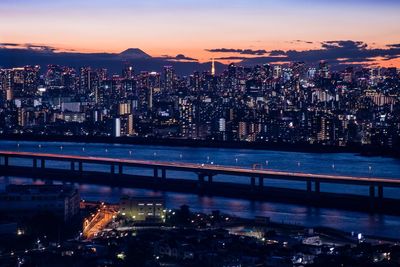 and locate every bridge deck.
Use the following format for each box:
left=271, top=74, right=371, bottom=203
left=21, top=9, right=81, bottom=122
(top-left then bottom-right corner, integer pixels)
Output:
left=1, top=151, right=399, bottom=187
